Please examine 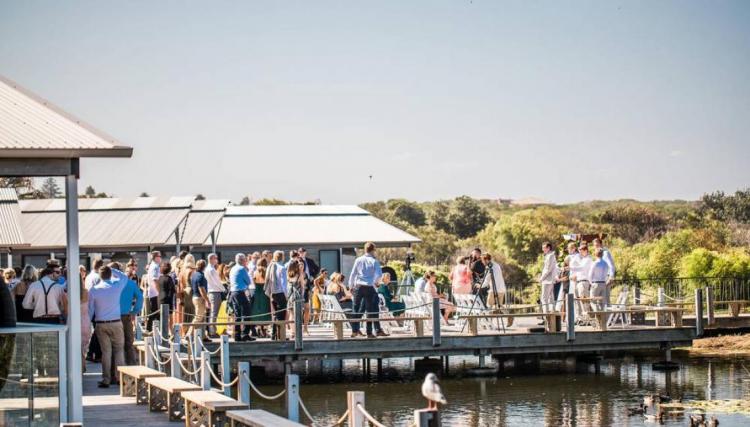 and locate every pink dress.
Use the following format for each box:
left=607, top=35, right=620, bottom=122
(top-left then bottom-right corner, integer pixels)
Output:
left=450, top=265, right=472, bottom=295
